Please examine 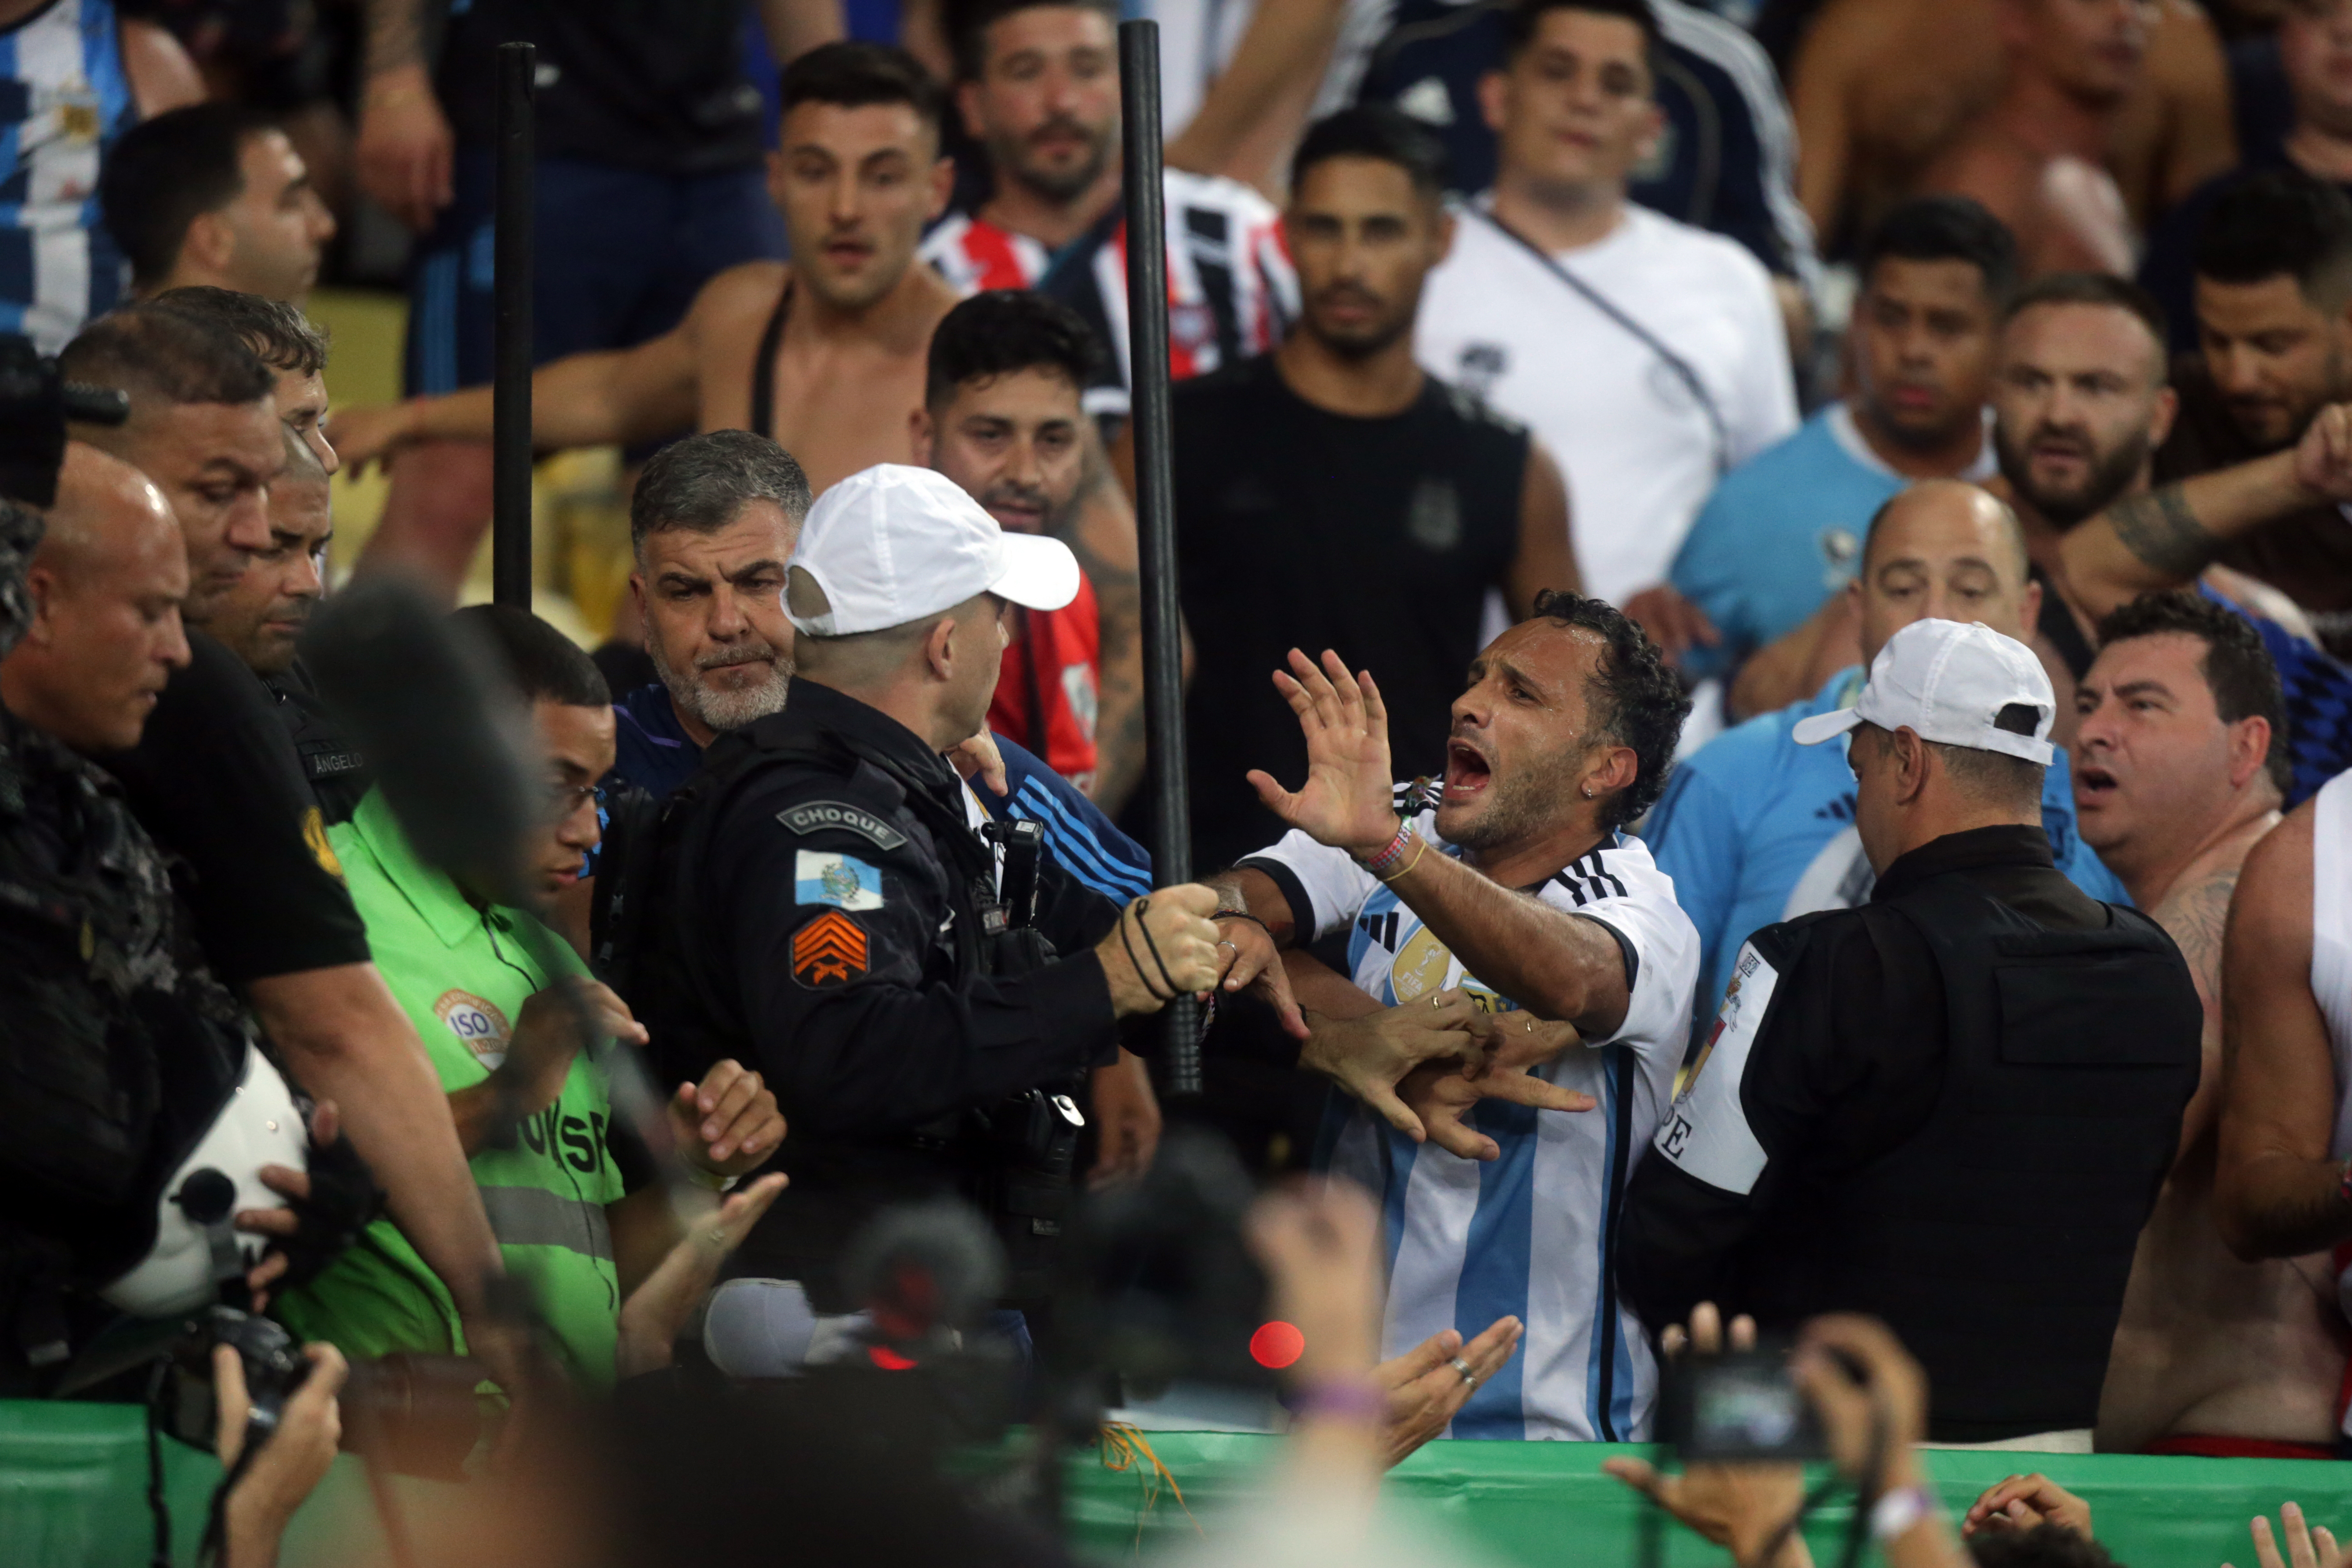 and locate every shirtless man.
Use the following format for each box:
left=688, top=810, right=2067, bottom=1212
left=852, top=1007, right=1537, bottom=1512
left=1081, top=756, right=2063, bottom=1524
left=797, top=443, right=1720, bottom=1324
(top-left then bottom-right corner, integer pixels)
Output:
left=2072, top=595, right=2324, bottom=1455
left=2212, top=731, right=2352, bottom=1457
left=1791, top=0, right=2233, bottom=263
left=333, top=43, right=959, bottom=500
